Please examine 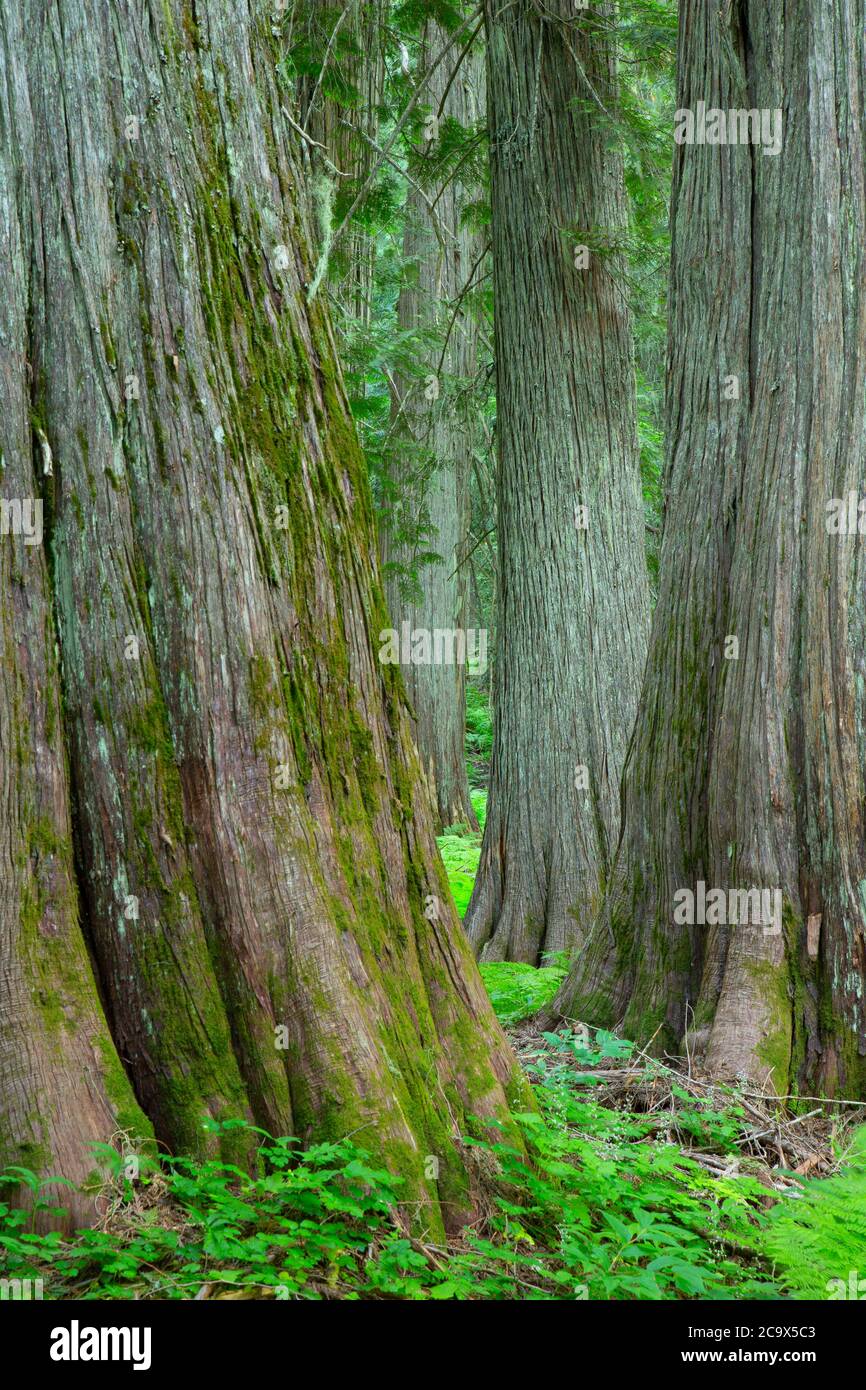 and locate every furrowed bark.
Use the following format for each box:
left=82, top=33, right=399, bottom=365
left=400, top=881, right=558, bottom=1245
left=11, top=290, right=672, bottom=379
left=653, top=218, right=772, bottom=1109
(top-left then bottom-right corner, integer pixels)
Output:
left=550, top=0, right=866, bottom=1097
left=0, top=0, right=529, bottom=1236
left=0, top=1, right=153, bottom=1230
left=465, top=0, right=650, bottom=963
